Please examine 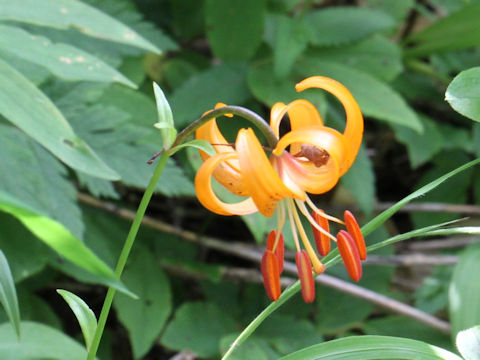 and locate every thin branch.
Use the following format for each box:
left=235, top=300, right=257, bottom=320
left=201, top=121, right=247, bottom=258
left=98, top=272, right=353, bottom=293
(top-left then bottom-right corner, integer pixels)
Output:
left=78, top=193, right=451, bottom=334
